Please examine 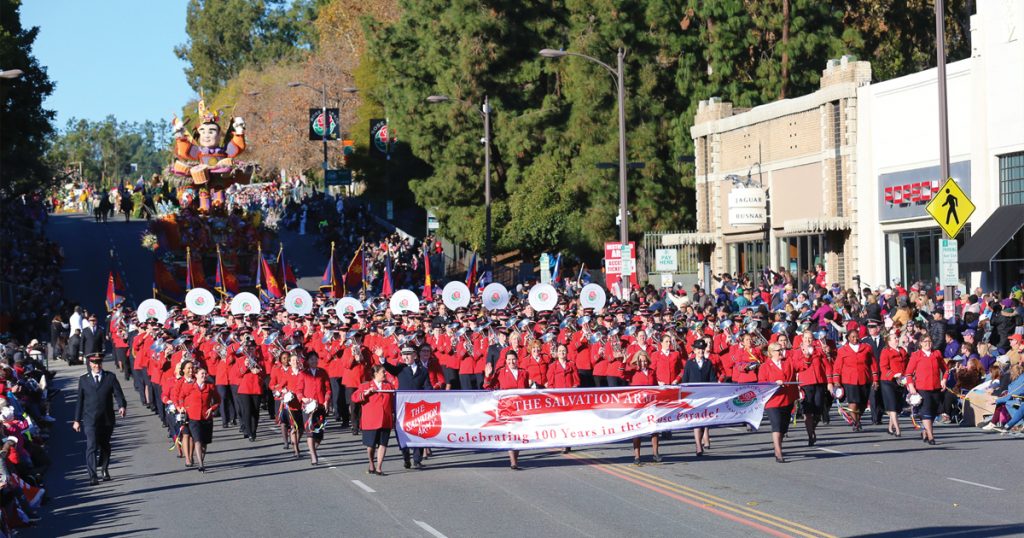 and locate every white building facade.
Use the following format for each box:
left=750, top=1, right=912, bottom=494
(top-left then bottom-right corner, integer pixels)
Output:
left=856, top=0, right=1024, bottom=292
